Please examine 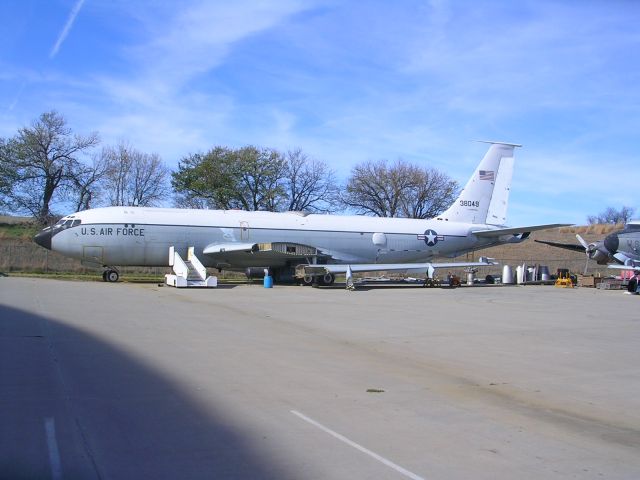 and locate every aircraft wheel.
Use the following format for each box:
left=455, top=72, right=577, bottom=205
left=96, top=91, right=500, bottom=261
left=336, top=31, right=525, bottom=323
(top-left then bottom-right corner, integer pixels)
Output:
left=301, top=275, right=314, bottom=286
left=105, top=270, right=119, bottom=282
left=321, top=273, right=335, bottom=286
